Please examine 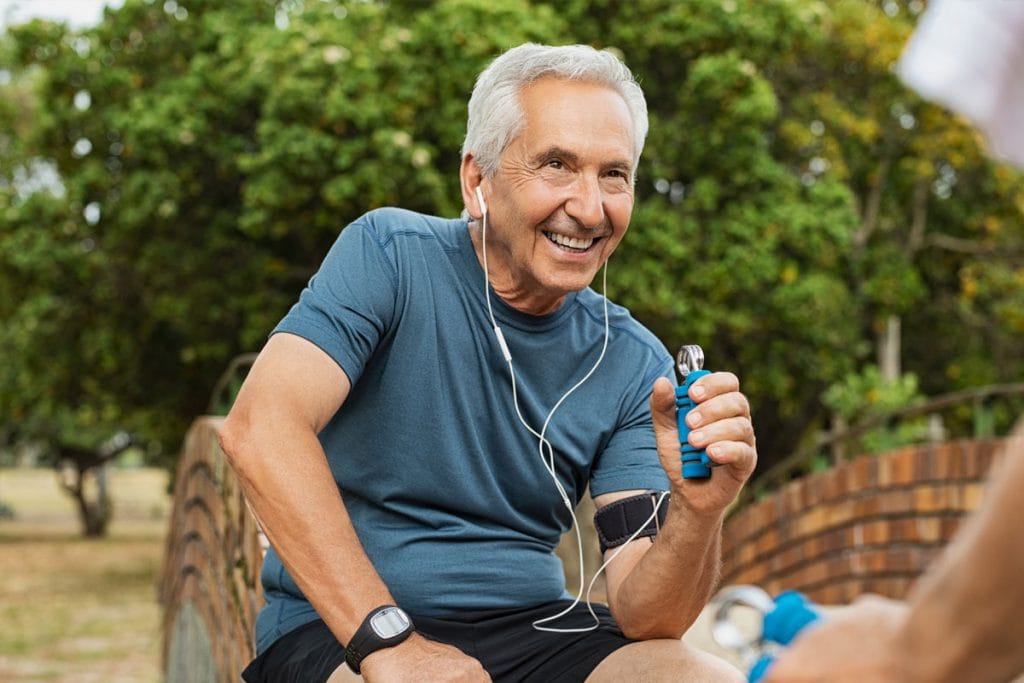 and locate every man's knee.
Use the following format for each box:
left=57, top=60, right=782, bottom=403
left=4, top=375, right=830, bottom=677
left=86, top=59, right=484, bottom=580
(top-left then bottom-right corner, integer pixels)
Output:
left=586, top=639, right=744, bottom=682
